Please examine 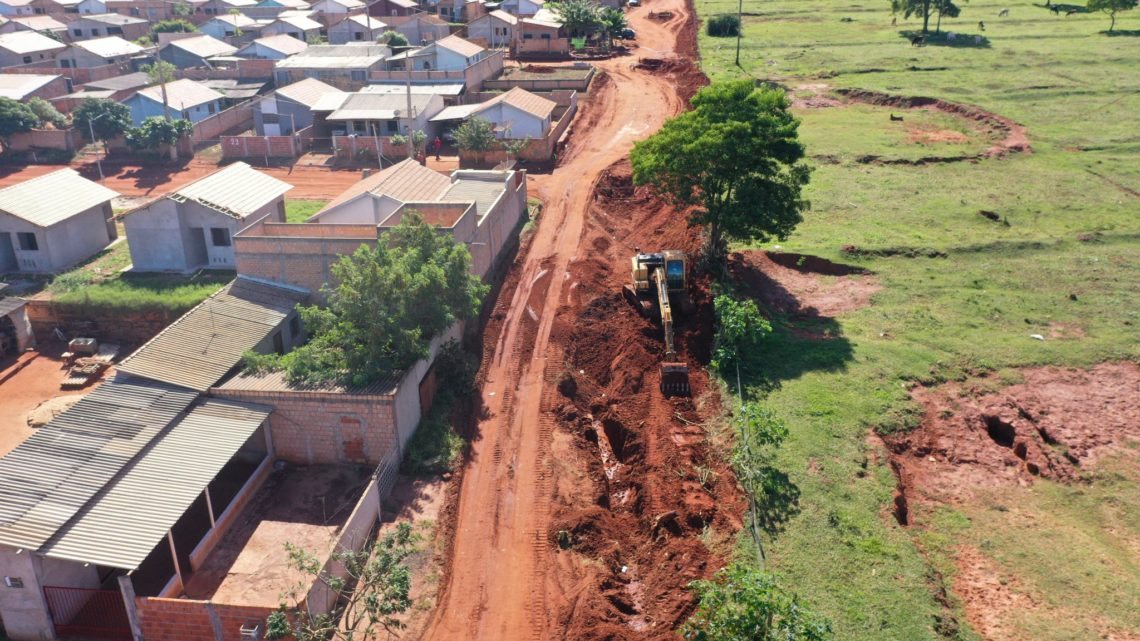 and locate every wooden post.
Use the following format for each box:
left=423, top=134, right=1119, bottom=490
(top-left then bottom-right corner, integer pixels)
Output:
left=166, top=531, right=184, bottom=590
left=204, top=487, right=216, bottom=529
left=117, top=575, right=144, bottom=641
